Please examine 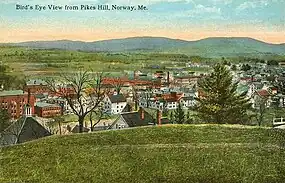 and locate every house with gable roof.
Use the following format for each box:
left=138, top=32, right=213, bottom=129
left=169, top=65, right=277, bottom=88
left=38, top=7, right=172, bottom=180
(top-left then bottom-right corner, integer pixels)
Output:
left=108, top=107, right=166, bottom=130
left=0, top=104, right=51, bottom=147
left=103, top=93, right=127, bottom=115
left=139, top=91, right=185, bottom=110
left=252, top=89, right=272, bottom=109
